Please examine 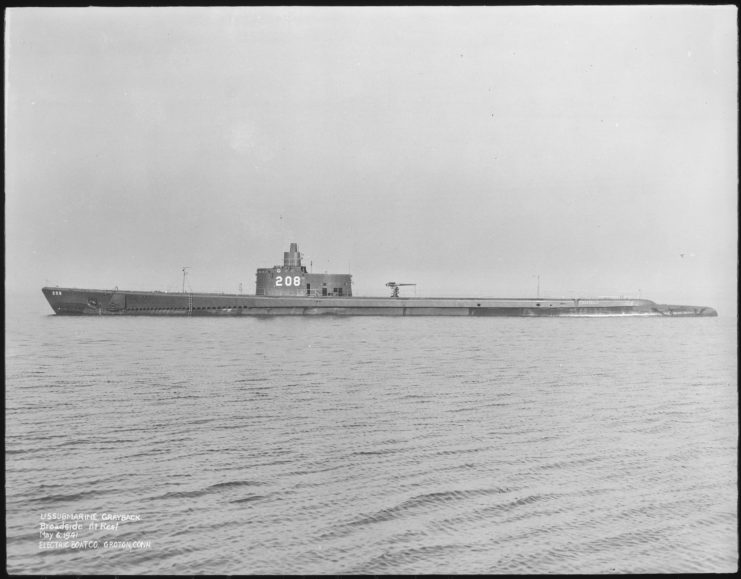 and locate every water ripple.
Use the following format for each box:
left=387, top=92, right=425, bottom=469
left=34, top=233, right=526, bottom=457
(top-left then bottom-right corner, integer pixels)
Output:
left=5, top=309, right=737, bottom=574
